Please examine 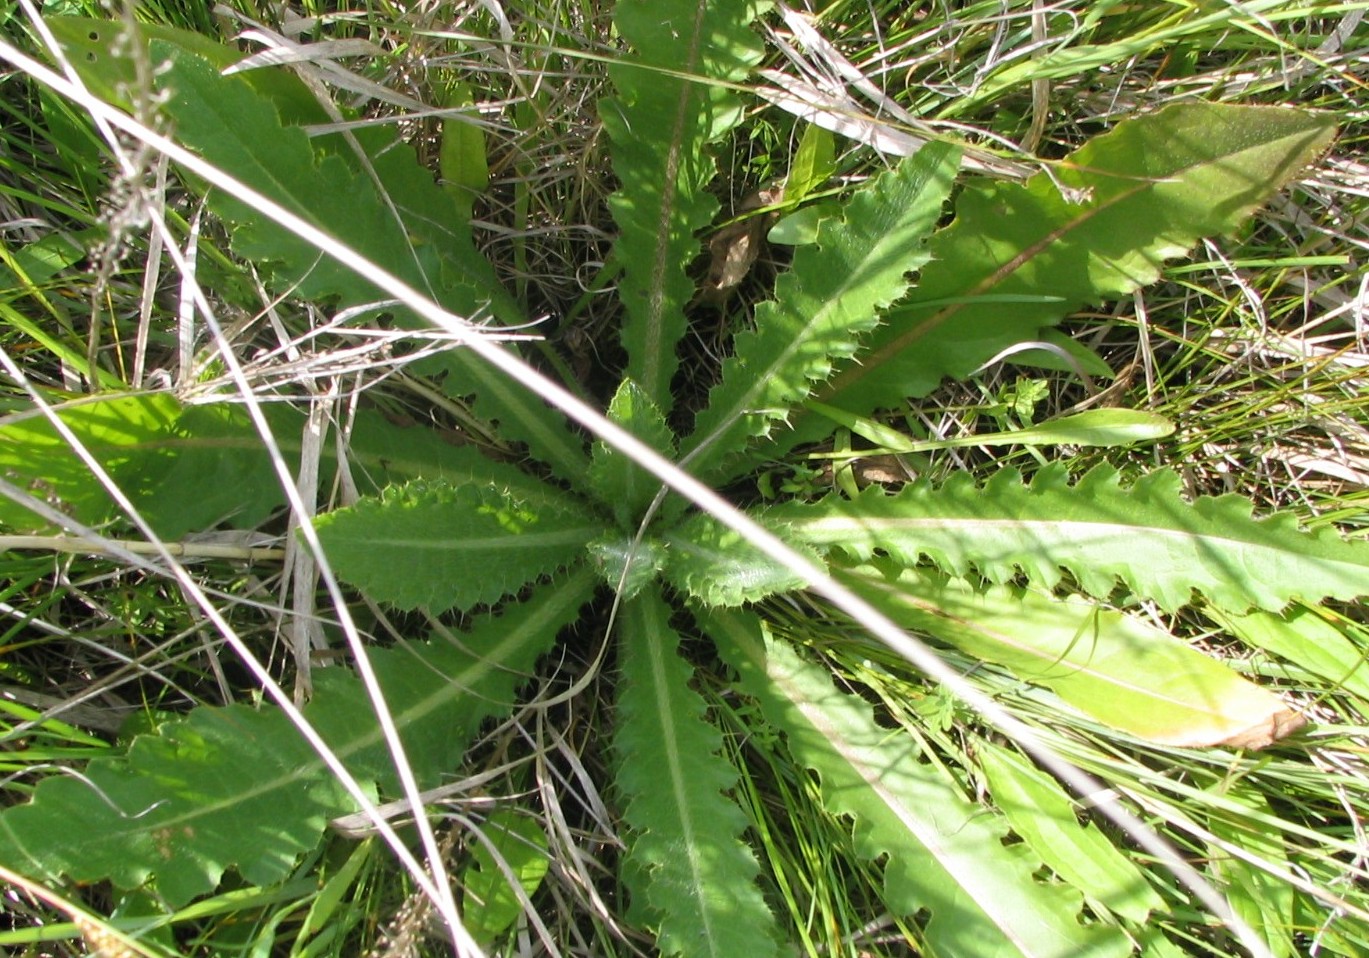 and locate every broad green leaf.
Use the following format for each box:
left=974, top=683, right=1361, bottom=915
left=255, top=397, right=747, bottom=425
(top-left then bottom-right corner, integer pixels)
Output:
left=783, top=123, right=835, bottom=204
left=587, top=378, right=675, bottom=527
left=773, top=103, right=1336, bottom=453
left=1212, top=605, right=1369, bottom=701
left=0, top=569, right=595, bottom=906
left=845, top=566, right=1304, bottom=748
left=615, top=587, right=780, bottom=958
left=587, top=534, right=667, bottom=599
left=130, top=41, right=586, bottom=483
left=978, top=741, right=1165, bottom=923
left=314, top=479, right=599, bottom=614
left=0, top=393, right=563, bottom=539
left=770, top=464, right=1369, bottom=613
left=461, top=811, right=550, bottom=947
left=0, top=392, right=182, bottom=533
left=704, top=608, right=1130, bottom=958
left=437, top=79, right=489, bottom=219
left=603, top=0, right=771, bottom=413
left=662, top=513, right=818, bottom=607
left=683, top=144, right=959, bottom=481
left=44, top=16, right=327, bottom=126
